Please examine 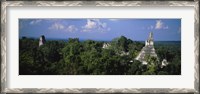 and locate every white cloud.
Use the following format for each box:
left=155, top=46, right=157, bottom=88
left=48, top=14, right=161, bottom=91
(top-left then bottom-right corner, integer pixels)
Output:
left=155, top=20, right=163, bottom=29
left=66, top=25, right=78, bottom=32
left=29, top=19, right=42, bottom=25
left=48, top=22, right=78, bottom=33
left=82, top=19, right=110, bottom=32
left=48, top=23, right=65, bottom=30
left=147, top=20, right=169, bottom=30
left=84, top=19, right=97, bottom=29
